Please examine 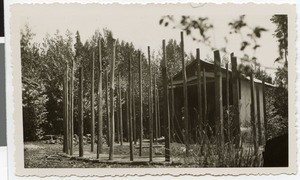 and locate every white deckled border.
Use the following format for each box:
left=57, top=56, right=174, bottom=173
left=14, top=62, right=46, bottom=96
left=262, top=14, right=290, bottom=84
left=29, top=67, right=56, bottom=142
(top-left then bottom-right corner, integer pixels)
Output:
left=5, top=1, right=299, bottom=178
